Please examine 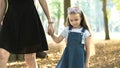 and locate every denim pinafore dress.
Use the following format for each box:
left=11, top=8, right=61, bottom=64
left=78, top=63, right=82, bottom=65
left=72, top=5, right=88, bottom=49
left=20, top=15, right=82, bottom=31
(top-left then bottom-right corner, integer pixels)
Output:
left=56, top=28, right=86, bottom=68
